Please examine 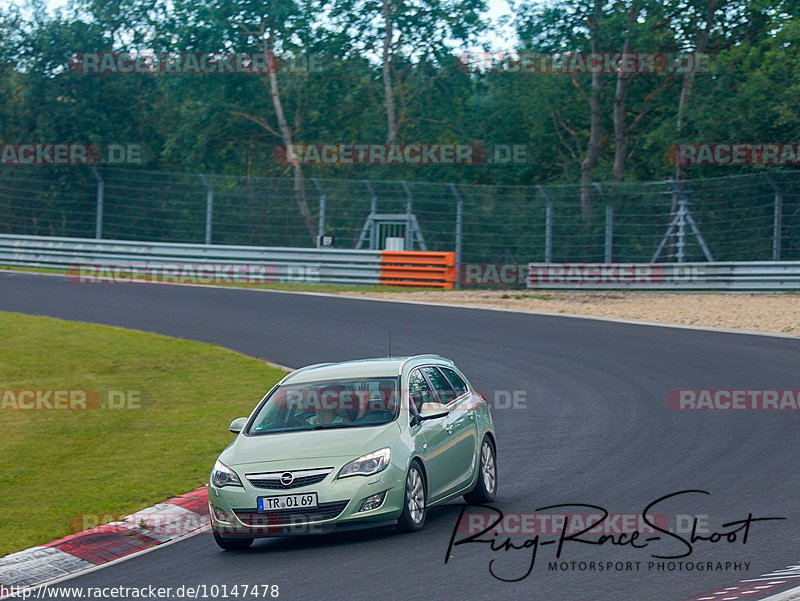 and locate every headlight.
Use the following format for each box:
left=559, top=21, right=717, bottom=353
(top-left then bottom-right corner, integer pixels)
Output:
left=211, top=460, right=243, bottom=488
left=338, top=448, right=391, bottom=478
